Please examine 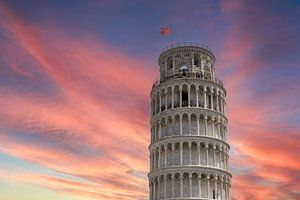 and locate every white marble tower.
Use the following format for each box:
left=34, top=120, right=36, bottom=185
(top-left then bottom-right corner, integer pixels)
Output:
left=148, top=43, right=231, bottom=200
